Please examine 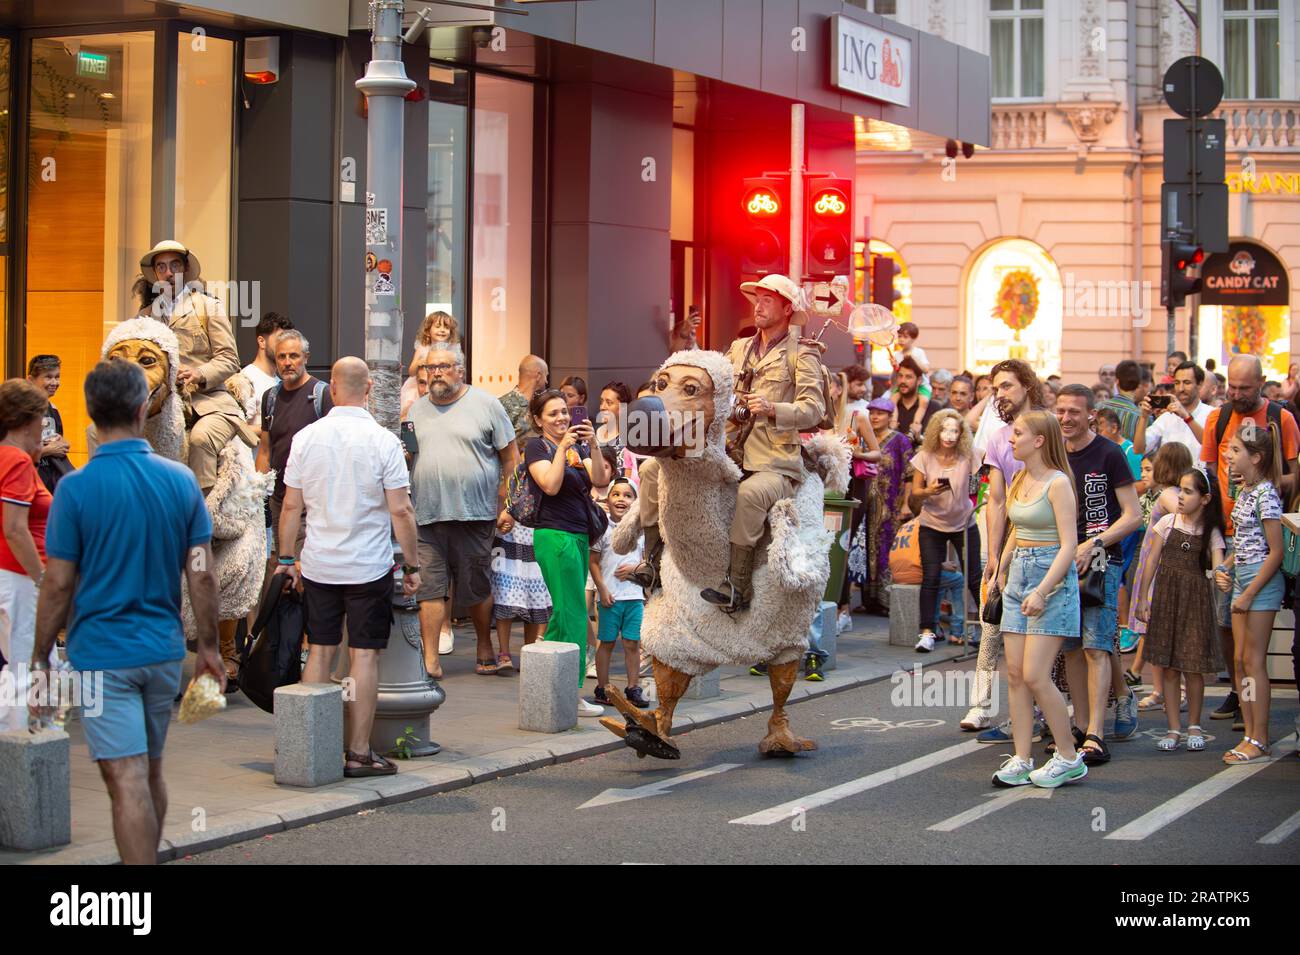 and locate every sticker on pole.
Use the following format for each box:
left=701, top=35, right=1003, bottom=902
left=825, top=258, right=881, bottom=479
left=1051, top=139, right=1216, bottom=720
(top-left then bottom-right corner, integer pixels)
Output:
left=802, top=278, right=849, bottom=317
left=366, top=208, right=389, bottom=245
left=372, top=272, right=394, bottom=295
